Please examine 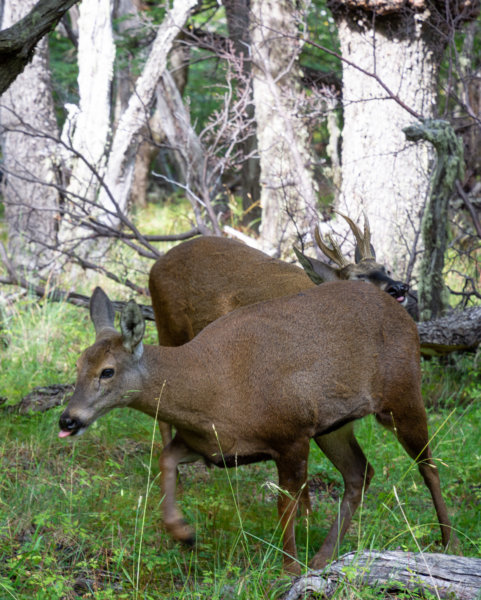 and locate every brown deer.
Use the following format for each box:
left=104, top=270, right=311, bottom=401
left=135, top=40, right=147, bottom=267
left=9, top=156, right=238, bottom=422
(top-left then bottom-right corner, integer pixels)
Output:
left=149, top=213, right=416, bottom=349
left=59, top=284, right=453, bottom=574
